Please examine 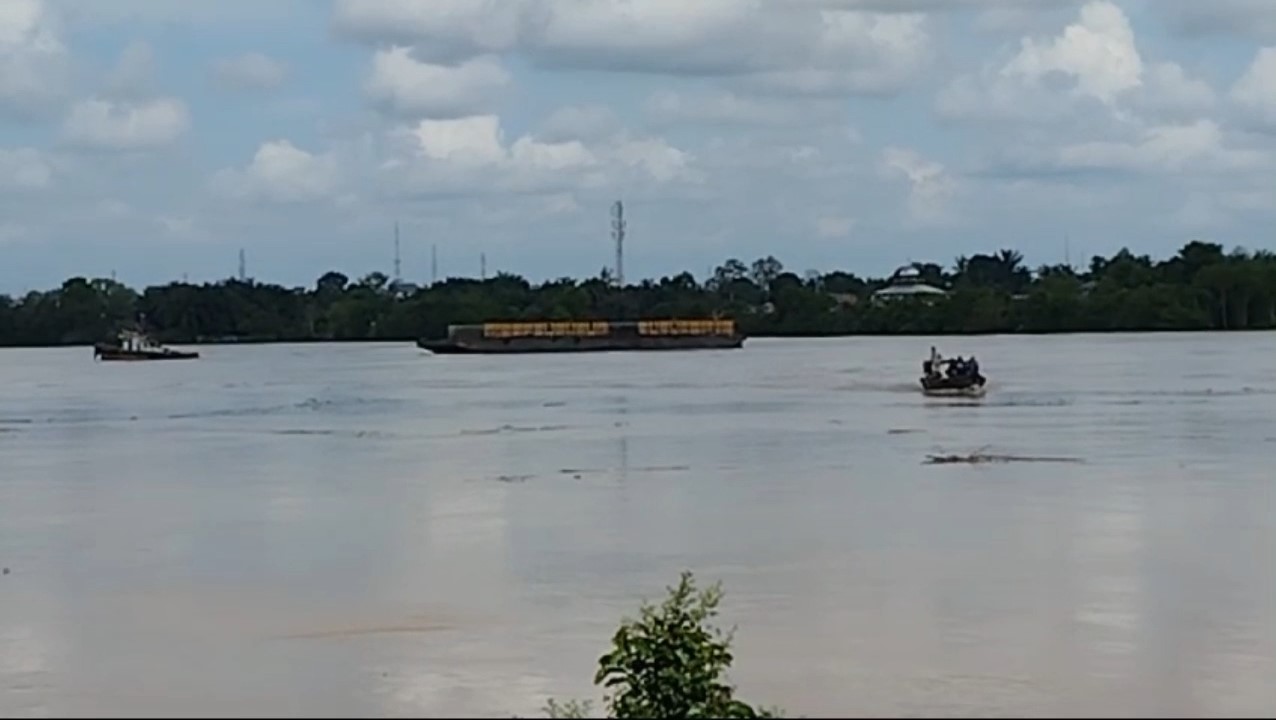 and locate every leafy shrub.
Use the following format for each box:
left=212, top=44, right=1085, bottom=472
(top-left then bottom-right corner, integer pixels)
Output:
left=543, top=571, right=782, bottom=719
